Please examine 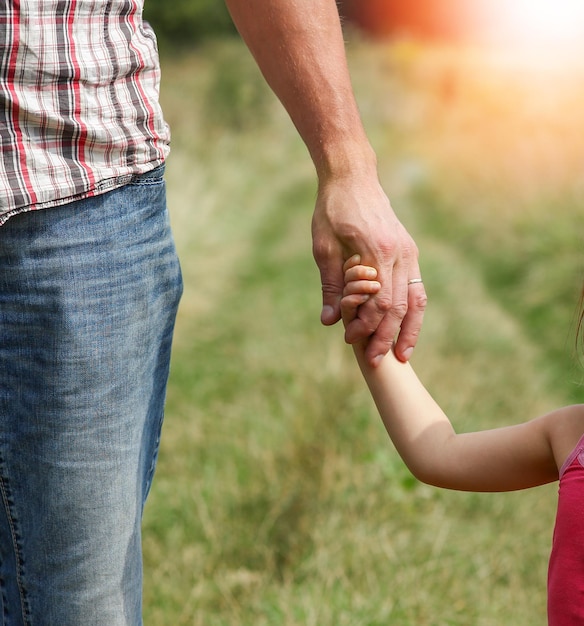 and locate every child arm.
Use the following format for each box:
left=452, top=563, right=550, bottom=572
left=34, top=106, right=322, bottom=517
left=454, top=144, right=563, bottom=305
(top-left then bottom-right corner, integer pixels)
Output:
left=343, top=257, right=578, bottom=492
left=354, top=346, right=559, bottom=491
